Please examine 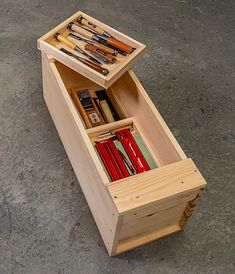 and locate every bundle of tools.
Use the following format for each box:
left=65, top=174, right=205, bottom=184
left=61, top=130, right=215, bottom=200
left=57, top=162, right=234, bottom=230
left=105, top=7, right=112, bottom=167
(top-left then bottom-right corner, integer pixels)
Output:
left=95, top=128, right=156, bottom=182
left=54, top=15, right=135, bottom=75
